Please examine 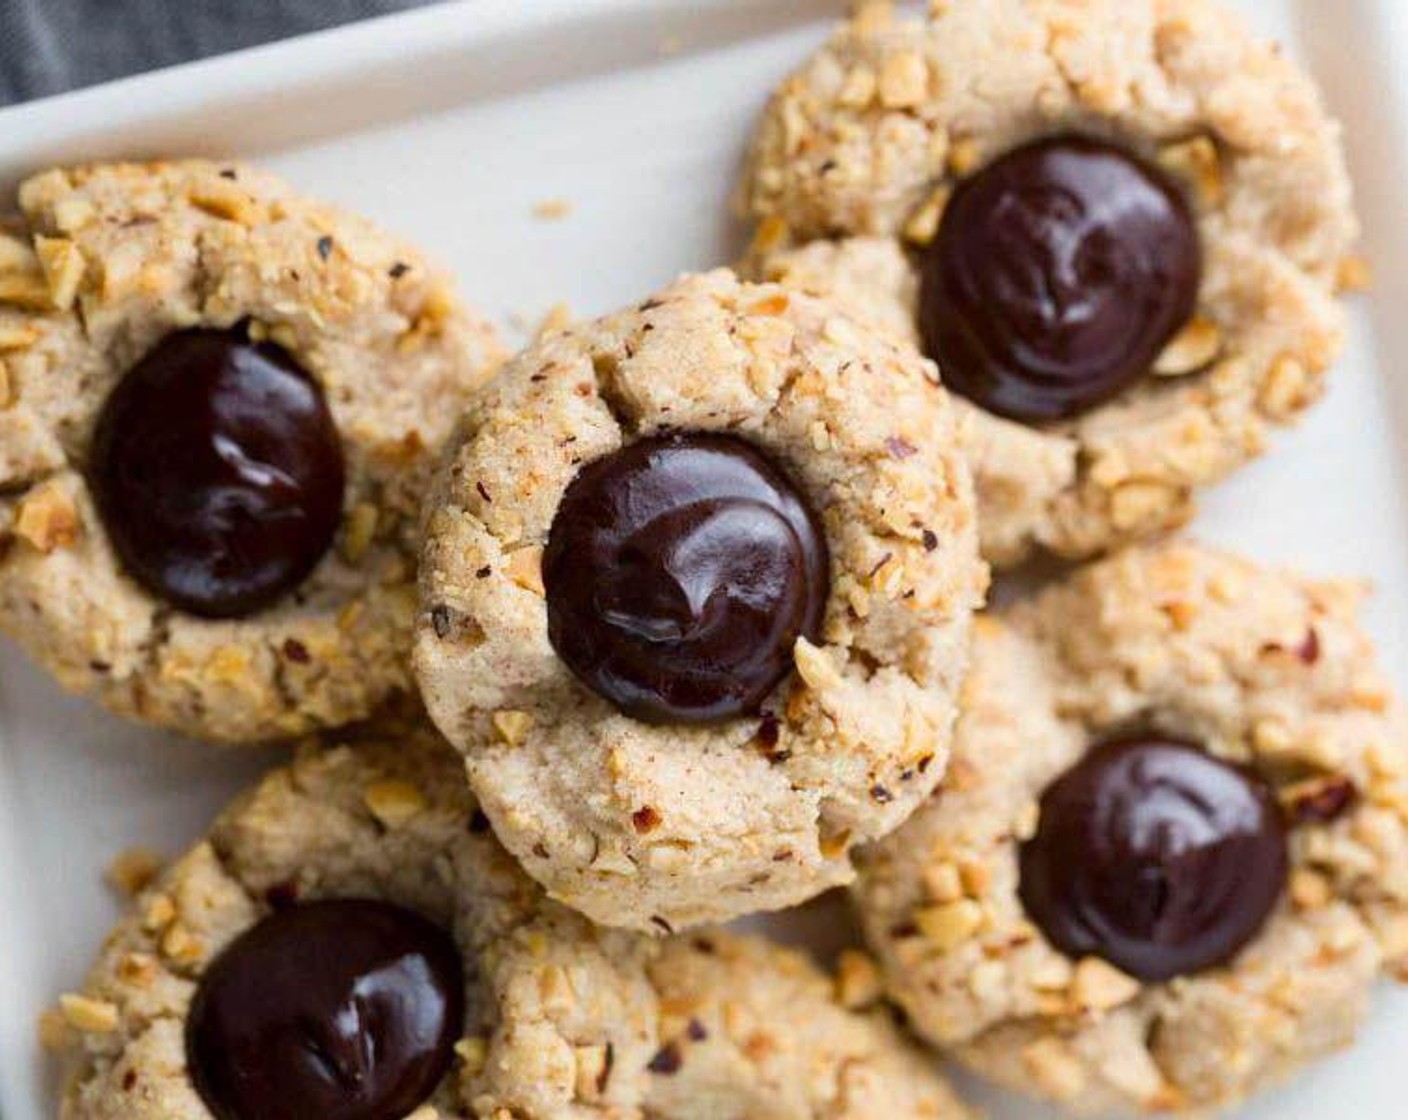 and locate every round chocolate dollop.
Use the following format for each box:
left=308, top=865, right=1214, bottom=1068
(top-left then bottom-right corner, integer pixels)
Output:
left=187, top=899, right=464, bottom=1120
left=89, top=327, right=345, bottom=619
left=918, top=135, right=1202, bottom=423
left=1018, top=736, right=1287, bottom=982
left=543, top=431, right=830, bottom=724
